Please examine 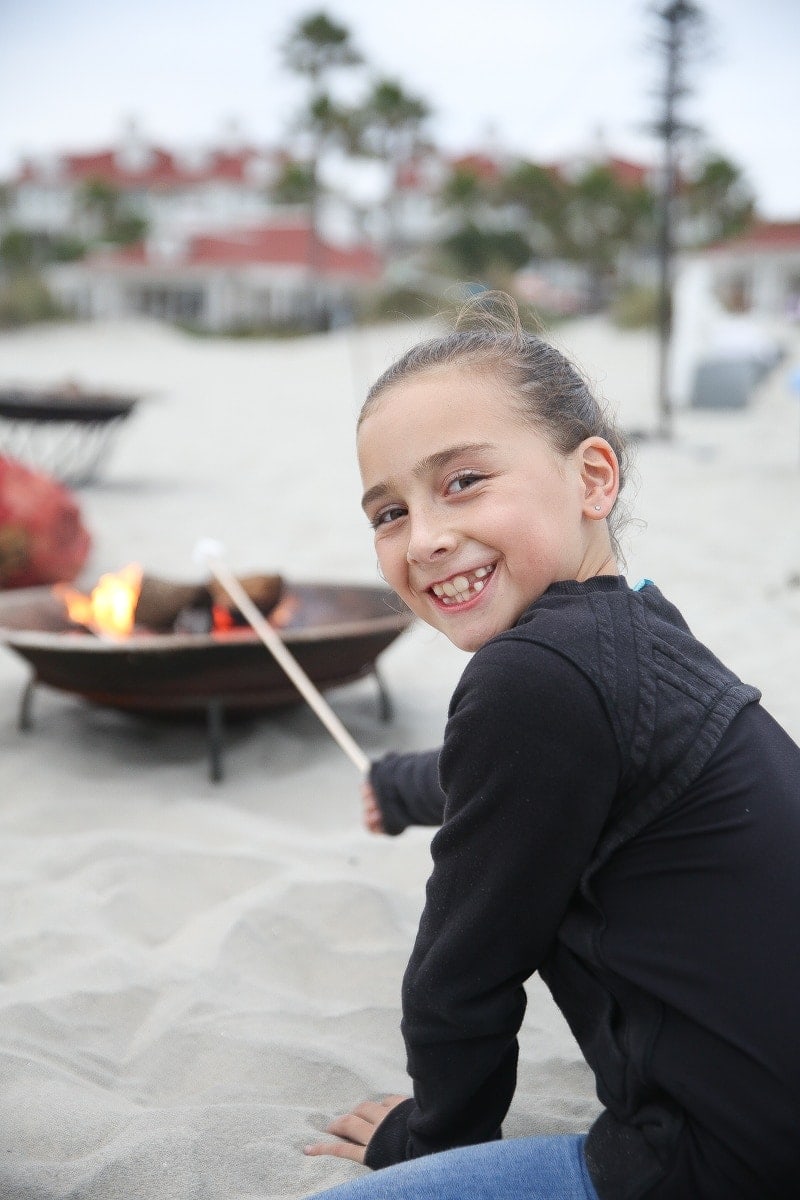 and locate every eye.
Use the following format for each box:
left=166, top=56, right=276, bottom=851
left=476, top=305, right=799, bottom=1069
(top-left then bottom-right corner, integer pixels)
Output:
left=446, top=471, right=484, bottom=495
left=370, top=503, right=407, bottom=529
